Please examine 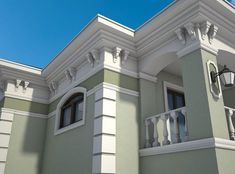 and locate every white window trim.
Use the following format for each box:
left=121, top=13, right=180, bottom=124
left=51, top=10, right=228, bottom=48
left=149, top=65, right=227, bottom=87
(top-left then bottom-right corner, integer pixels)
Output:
left=54, top=87, right=87, bottom=135
left=163, top=81, right=184, bottom=140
